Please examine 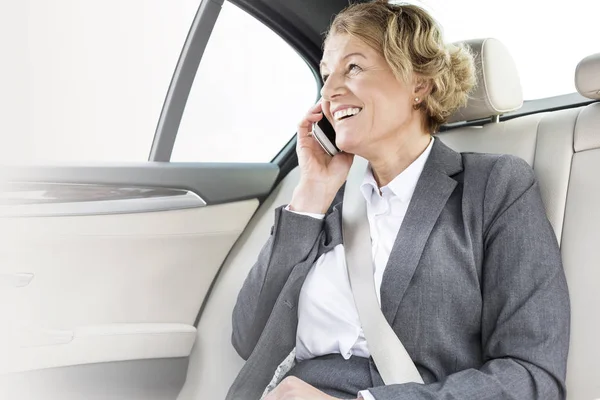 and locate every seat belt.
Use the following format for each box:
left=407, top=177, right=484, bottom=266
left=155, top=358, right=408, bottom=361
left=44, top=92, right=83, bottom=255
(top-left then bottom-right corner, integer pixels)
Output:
left=342, top=155, right=424, bottom=385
